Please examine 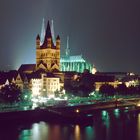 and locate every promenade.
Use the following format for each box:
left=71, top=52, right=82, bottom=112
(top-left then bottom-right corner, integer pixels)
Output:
left=0, top=98, right=139, bottom=124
